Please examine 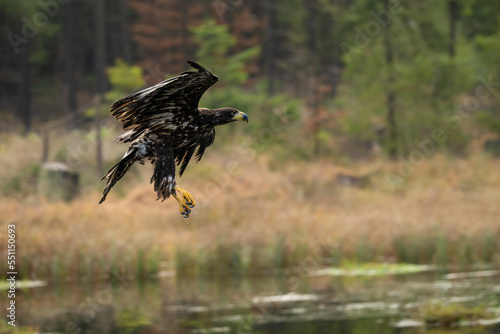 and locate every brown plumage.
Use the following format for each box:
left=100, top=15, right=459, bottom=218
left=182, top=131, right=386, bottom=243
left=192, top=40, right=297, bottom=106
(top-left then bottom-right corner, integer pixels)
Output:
left=99, top=61, right=248, bottom=218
